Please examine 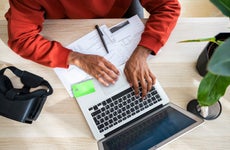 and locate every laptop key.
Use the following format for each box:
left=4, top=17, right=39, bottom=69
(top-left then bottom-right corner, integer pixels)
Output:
left=101, top=112, right=105, bottom=117
left=89, top=107, right=93, bottom=111
left=98, top=124, right=104, bottom=130
left=91, top=109, right=101, bottom=117
left=102, top=101, right=107, bottom=106
left=93, top=106, right=98, bottom=110
left=93, top=117, right=100, bottom=125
